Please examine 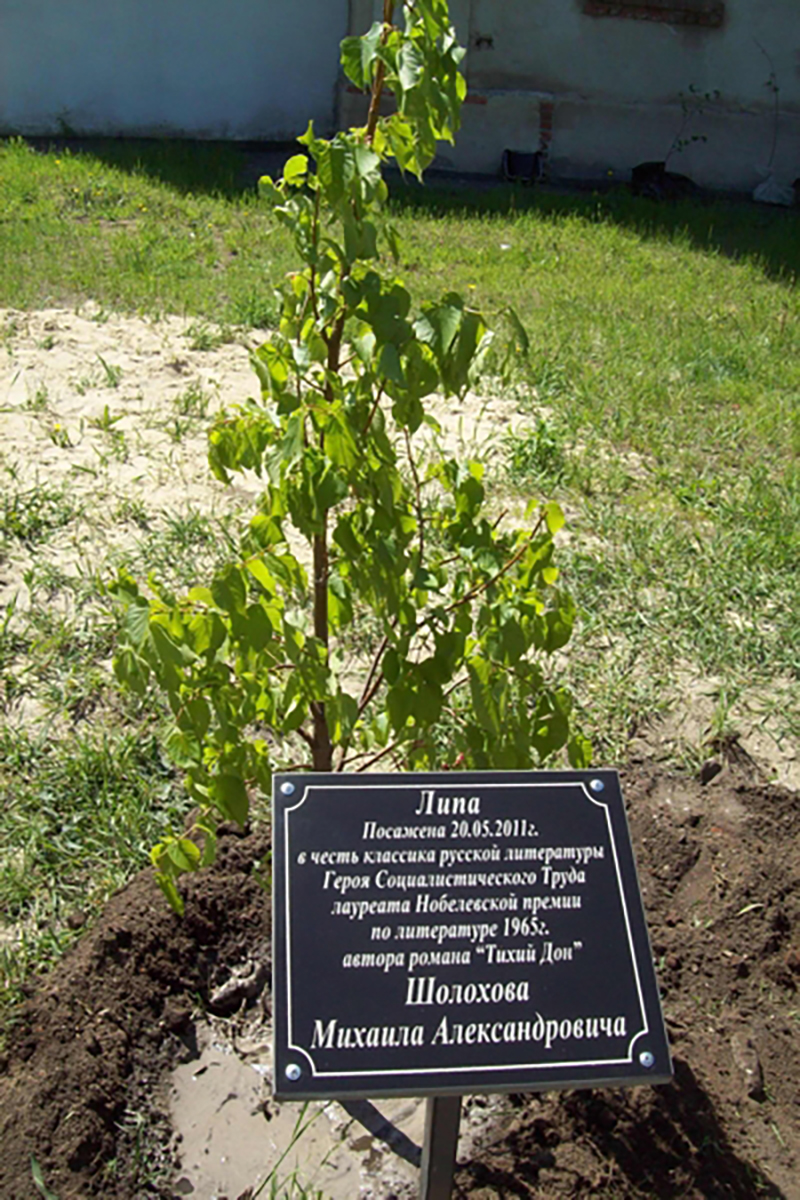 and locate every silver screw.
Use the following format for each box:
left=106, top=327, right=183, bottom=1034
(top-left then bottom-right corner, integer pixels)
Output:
left=280, top=781, right=295, bottom=796
left=285, top=1063, right=301, bottom=1081
left=639, top=1050, right=655, bottom=1069
left=589, top=778, right=605, bottom=793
